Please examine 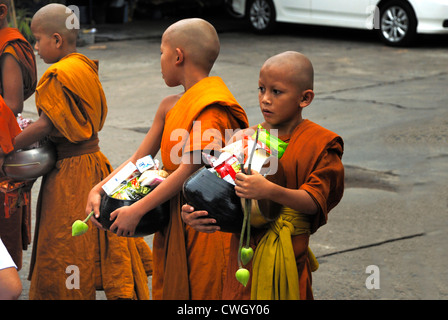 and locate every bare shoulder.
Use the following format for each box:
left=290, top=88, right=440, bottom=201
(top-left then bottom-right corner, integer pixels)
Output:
left=157, top=93, right=182, bottom=116
left=151, top=93, right=183, bottom=129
